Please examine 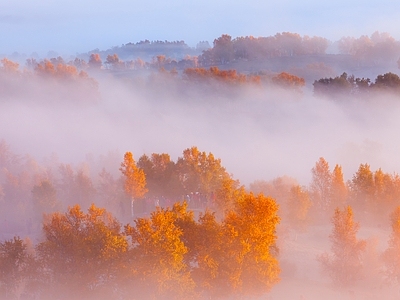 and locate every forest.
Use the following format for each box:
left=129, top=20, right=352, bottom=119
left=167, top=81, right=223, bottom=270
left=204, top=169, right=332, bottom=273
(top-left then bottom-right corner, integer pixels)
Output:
left=2, top=31, right=400, bottom=299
